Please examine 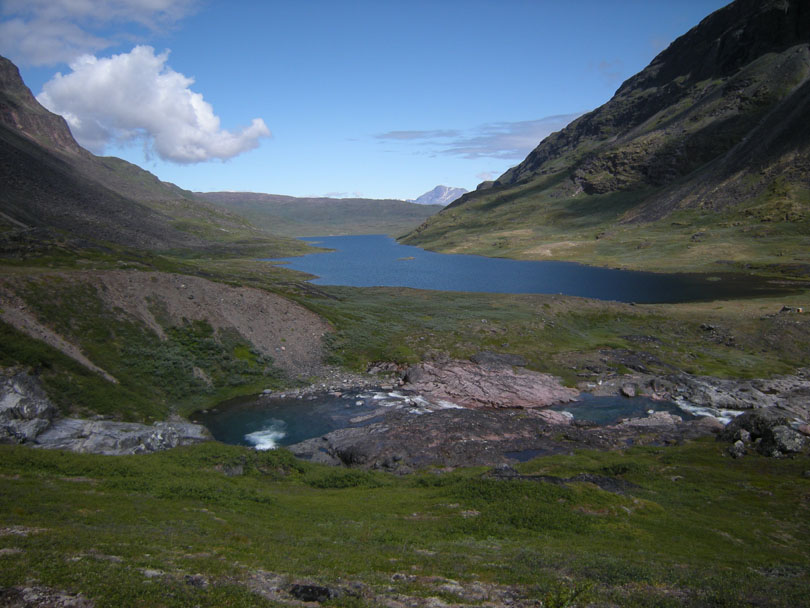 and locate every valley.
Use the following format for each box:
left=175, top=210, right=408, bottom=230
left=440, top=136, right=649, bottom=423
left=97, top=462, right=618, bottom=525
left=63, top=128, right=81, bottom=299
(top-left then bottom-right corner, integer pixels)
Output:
left=197, top=191, right=443, bottom=238
left=1, top=0, right=810, bottom=606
